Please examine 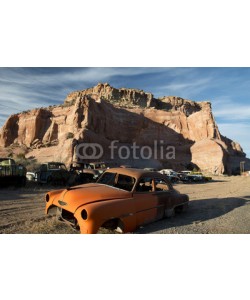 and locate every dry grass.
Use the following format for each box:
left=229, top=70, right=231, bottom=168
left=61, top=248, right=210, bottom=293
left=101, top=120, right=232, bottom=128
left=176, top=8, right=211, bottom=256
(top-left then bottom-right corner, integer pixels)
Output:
left=1, top=176, right=250, bottom=234
left=1, top=217, right=78, bottom=234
